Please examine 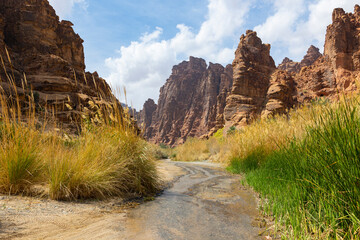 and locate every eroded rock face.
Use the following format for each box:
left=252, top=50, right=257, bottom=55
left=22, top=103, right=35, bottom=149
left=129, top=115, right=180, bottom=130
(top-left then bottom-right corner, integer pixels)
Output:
left=207, top=64, right=233, bottom=136
left=143, top=57, right=232, bottom=145
left=140, top=99, right=157, bottom=138
left=278, top=57, right=300, bottom=73
left=278, top=45, right=321, bottom=73
left=143, top=5, right=360, bottom=144
left=262, top=70, right=296, bottom=118
left=223, top=30, right=291, bottom=128
left=223, top=5, right=360, bottom=130
left=301, top=45, right=322, bottom=67
left=0, top=0, right=115, bottom=128
left=296, top=5, right=360, bottom=102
